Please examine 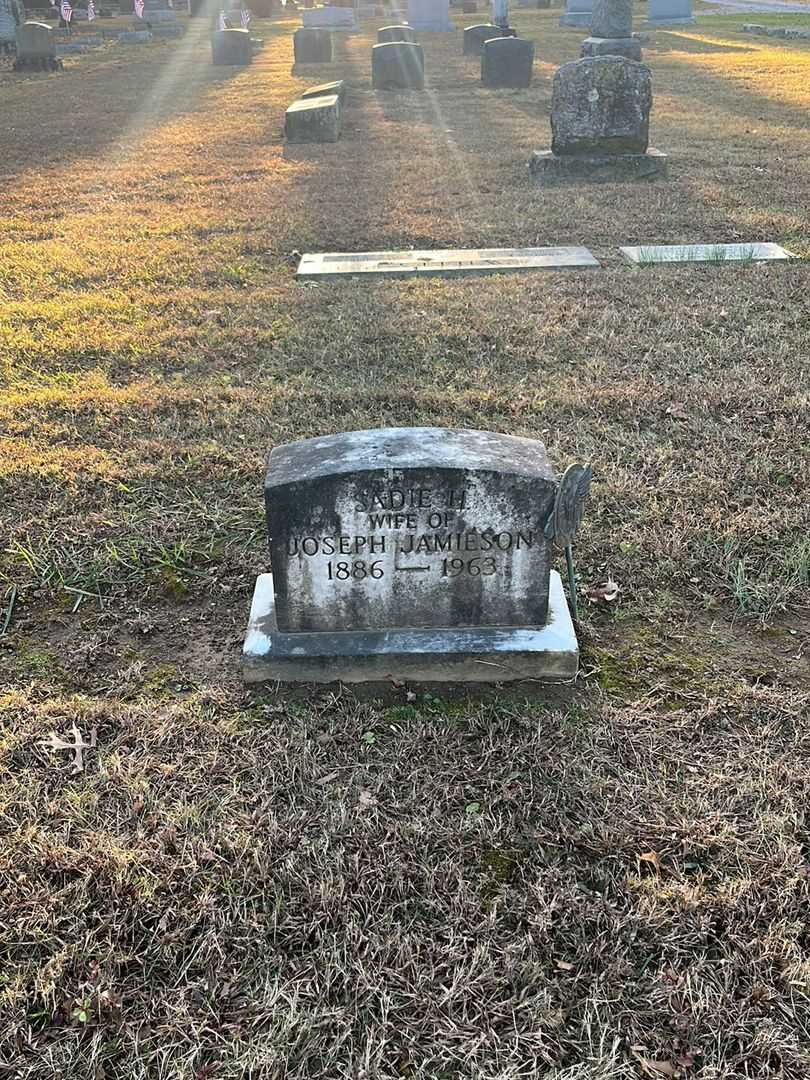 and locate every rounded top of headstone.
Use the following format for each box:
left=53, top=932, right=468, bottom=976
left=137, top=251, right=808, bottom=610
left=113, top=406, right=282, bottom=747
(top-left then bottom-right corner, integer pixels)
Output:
left=266, top=427, right=556, bottom=487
